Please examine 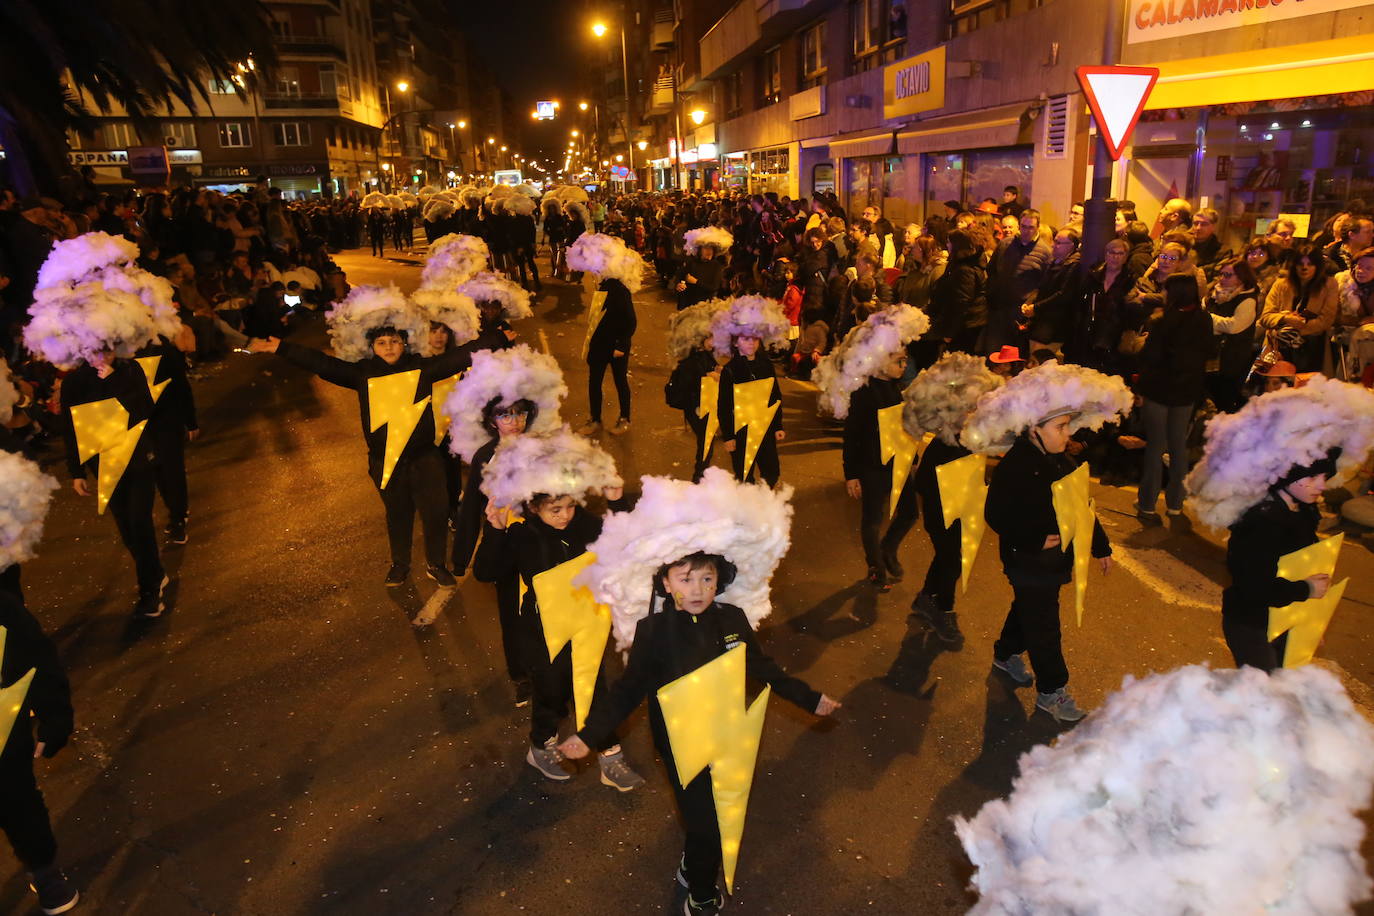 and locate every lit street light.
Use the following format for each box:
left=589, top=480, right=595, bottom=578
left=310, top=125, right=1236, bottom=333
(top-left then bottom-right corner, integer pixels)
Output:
left=690, top=108, right=707, bottom=125
left=396, top=80, right=409, bottom=93
left=591, top=21, right=607, bottom=37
